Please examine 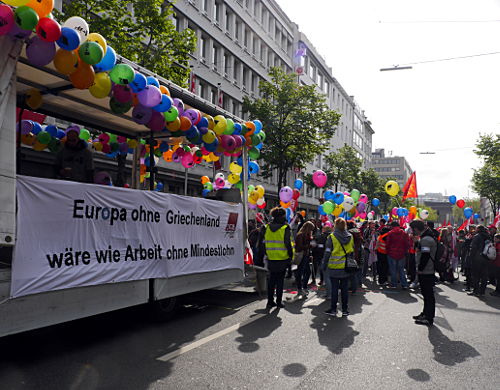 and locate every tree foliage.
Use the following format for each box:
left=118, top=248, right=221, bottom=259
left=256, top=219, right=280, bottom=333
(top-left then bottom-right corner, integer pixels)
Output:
left=242, top=67, right=341, bottom=188
left=452, top=198, right=481, bottom=222
left=354, top=168, right=390, bottom=211
left=319, top=145, right=362, bottom=192
left=471, top=133, right=500, bottom=214
left=53, top=0, right=197, bottom=86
